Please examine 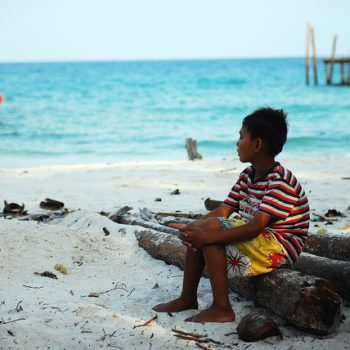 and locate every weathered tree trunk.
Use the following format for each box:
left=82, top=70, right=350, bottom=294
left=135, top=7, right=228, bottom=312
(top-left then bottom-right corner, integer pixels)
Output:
left=117, top=211, right=350, bottom=300
left=304, top=233, right=350, bottom=261
left=231, top=269, right=341, bottom=335
left=135, top=229, right=342, bottom=335
left=154, top=211, right=202, bottom=219
left=135, top=229, right=186, bottom=269
left=154, top=215, right=195, bottom=226
left=293, top=252, right=350, bottom=299
left=110, top=214, right=179, bottom=235
left=109, top=211, right=201, bottom=232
